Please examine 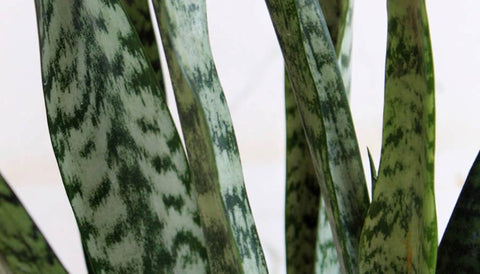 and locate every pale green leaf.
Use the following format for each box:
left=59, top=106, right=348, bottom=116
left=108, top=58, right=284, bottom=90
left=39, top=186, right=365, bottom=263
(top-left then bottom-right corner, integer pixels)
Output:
left=35, top=0, right=208, bottom=272
left=358, top=1, right=437, bottom=272
left=266, top=0, right=369, bottom=272
left=151, top=0, right=268, bottom=273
